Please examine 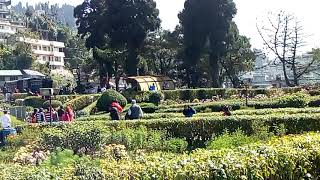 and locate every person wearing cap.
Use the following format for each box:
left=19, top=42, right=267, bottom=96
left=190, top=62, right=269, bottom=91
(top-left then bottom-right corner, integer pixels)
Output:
left=126, top=100, right=143, bottom=120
